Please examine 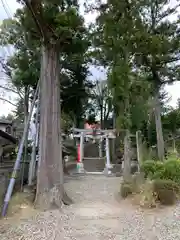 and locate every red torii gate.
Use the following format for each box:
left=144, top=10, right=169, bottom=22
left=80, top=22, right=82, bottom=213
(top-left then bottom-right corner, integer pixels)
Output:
left=74, top=122, right=115, bottom=174
left=77, top=121, right=99, bottom=163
